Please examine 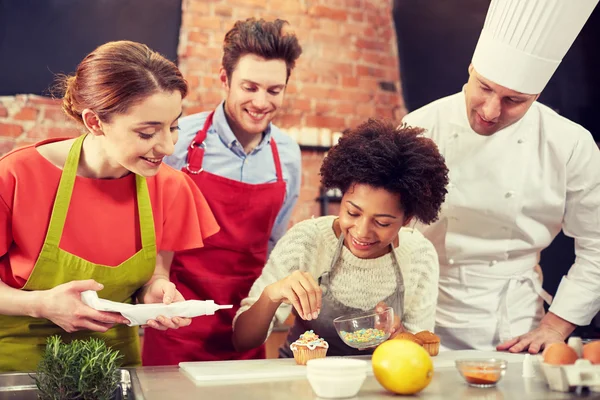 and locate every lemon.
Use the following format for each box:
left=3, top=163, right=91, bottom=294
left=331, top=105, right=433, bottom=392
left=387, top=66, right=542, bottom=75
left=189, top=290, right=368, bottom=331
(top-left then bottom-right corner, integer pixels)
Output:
left=372, top=339, right=434, bottom=395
